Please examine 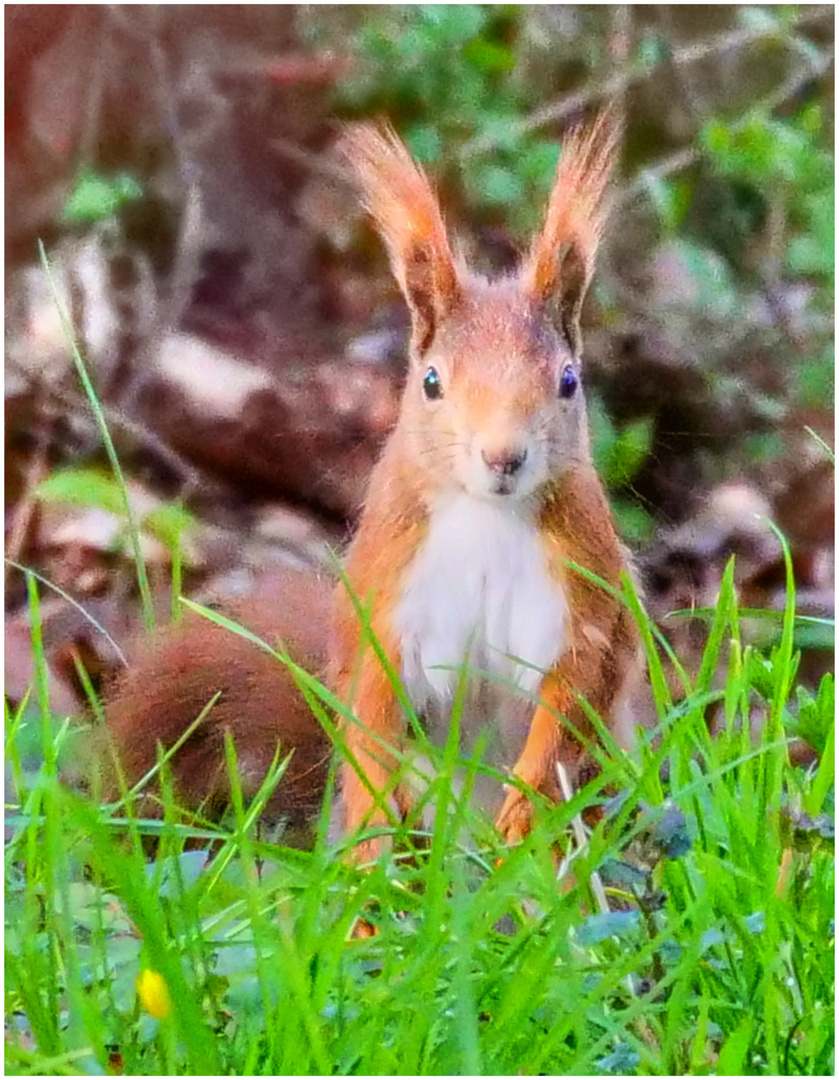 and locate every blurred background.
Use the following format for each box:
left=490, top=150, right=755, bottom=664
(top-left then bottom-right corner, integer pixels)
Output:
left=4, top=5, right=834, bottom=719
